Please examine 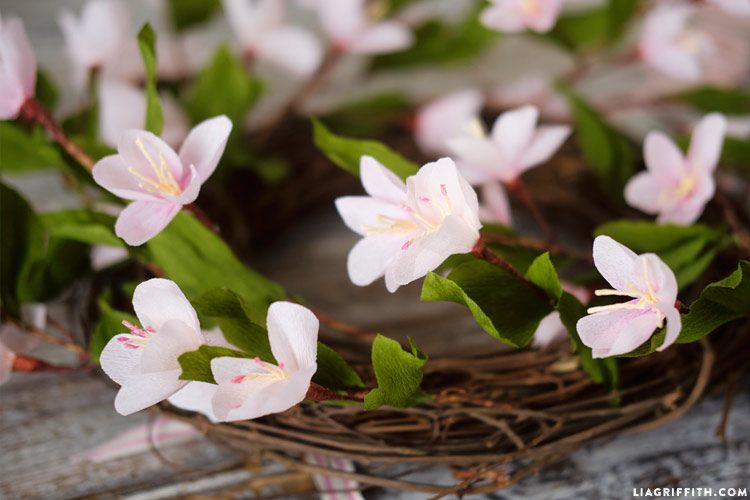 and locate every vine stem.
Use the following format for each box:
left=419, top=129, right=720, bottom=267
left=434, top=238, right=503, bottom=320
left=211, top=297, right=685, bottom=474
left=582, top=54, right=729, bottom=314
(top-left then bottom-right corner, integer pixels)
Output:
left=506, top=178, right=556, bottom=243
left=305, top=382, right=368, bottom=403
left=479, top=232, right=592, bottom=263
left=2, top=314, right=89, bottom=358
left=309, top=307, right=377, bottom=342
left=470, top=240, right=553, bottom=305
left=19, top=98, right=96, bottom=171
left=183, top=203, right=220, bottom=233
